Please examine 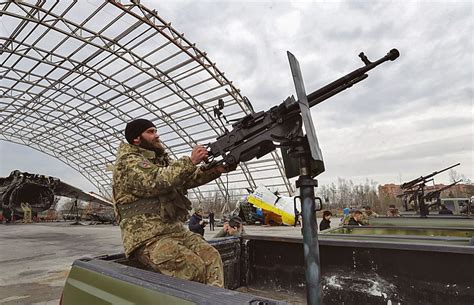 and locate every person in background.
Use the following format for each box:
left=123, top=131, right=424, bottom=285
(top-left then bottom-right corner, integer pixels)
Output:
left=460, top=196, right=474, bottom=214
left=213, top=221, right=230, bottom=238
left=208, top=210, right=215, bottom=231
left=294, top=209, right=302, bottom=227
left=438, top=204, right=453, bottom=215
left=340, top=207, right=351, bottom=225
left=253, top=208, right=264, bottom=224
left=213, top=216, right=245, bottom=238
left=229, top=216, right=245, bottom=236
left=361, top=206, right=378, bottom=225
left=188, top=207, right=207, bottom=236
left=387, top=204, right=401, bottom=217
left=363, top=206, right=378, bottom=217
left=319, top=210, right=332, bottom=231
left=347, top=210, right=364, bottom=226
